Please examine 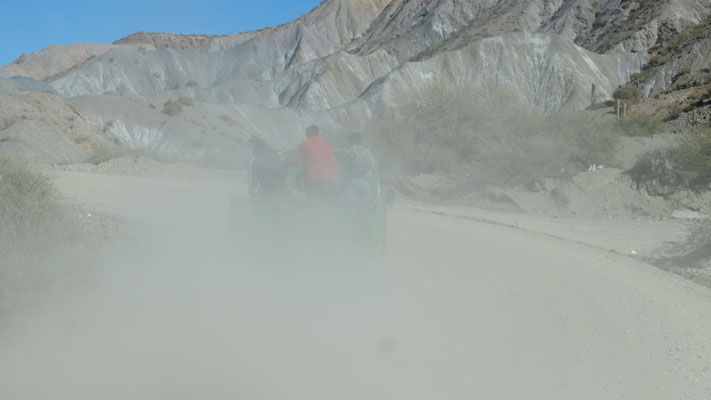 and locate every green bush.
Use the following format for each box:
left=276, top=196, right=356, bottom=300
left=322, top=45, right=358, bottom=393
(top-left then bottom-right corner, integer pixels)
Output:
left=162, top=97, right=193, bottom=116
left=616, top=113, right=665, bottom=137
left=372, top=83, right=622, bottom=187
left=162, top=99, right=184, bottom=116
left=587, top=100, right=616, bottom=110
left=87, top=142, right=129, bottom=165
left=177, top=96, right=194, bottom=107
left=627, top=128, right=711, bottom=194
left=613, top=84, right=641, bottom=104
left=0, top=158, right=61, bottom=244
left=101, top=120, right=115, bottom=134
left=0, top=158, right=72, bottom=313
left=669, top=105, right=684, bottom=120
